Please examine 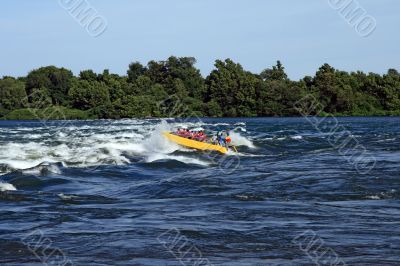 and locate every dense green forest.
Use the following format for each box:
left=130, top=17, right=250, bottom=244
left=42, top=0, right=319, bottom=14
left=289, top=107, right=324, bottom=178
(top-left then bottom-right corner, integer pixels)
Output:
left=1, top=57, right=400, bottom=120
